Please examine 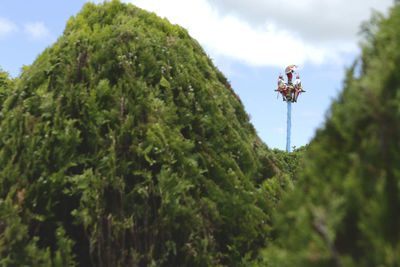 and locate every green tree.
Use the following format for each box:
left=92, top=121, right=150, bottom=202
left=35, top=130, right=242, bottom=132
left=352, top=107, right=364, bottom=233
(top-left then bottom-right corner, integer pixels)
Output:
left=0, top=1, right=283, bottom=266
left=272, top=145, right=308, bottom=181
left=0, top=68, right=13, bottom=109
